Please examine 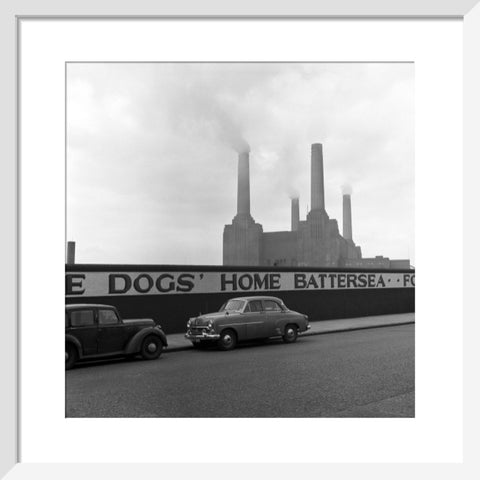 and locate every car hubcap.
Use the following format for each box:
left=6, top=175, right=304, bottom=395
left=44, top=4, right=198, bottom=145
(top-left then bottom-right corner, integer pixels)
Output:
left=65, top=351, right=69, bottom=361
left=223, top=334, right=232, bottom=345
left=287, top=328, right=295, bottom=338
left=147, top=342, right=157, bottom=353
